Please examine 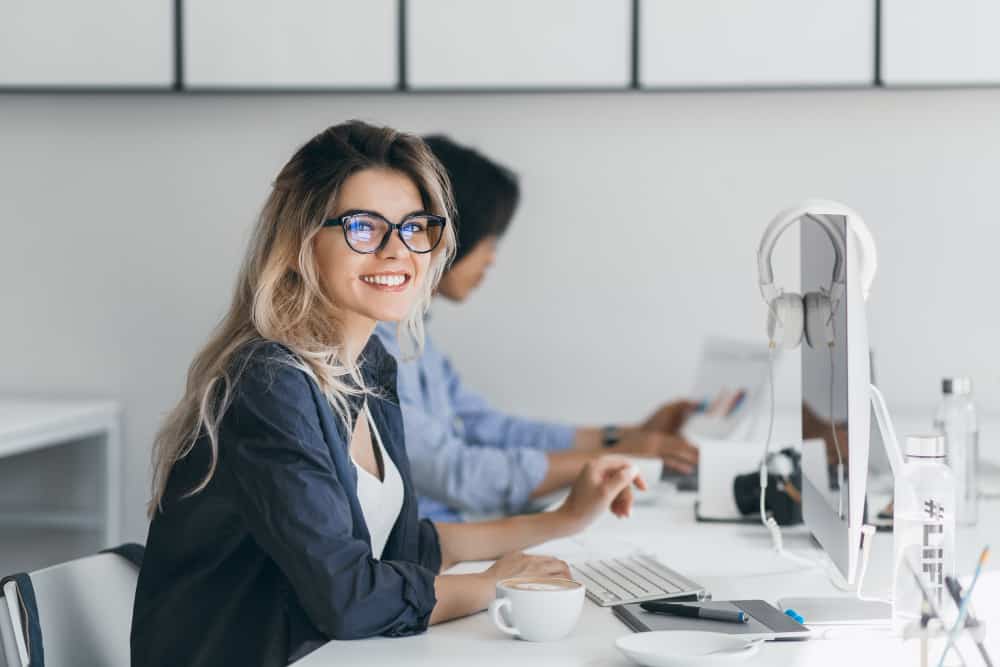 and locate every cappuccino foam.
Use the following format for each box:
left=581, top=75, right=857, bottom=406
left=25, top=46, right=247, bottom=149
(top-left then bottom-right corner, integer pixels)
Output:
left=503, top=577, right=580, bottom=592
